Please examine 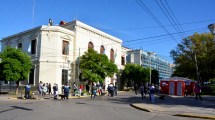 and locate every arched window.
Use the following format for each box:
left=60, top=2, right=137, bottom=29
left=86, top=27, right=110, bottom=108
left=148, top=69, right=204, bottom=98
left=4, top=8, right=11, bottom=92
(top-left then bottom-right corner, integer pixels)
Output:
left=110, top=49, right=114, bottom=62
left=100, top=45, right=105, bottom=54
left=88, top=42, right=94, bottom=50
